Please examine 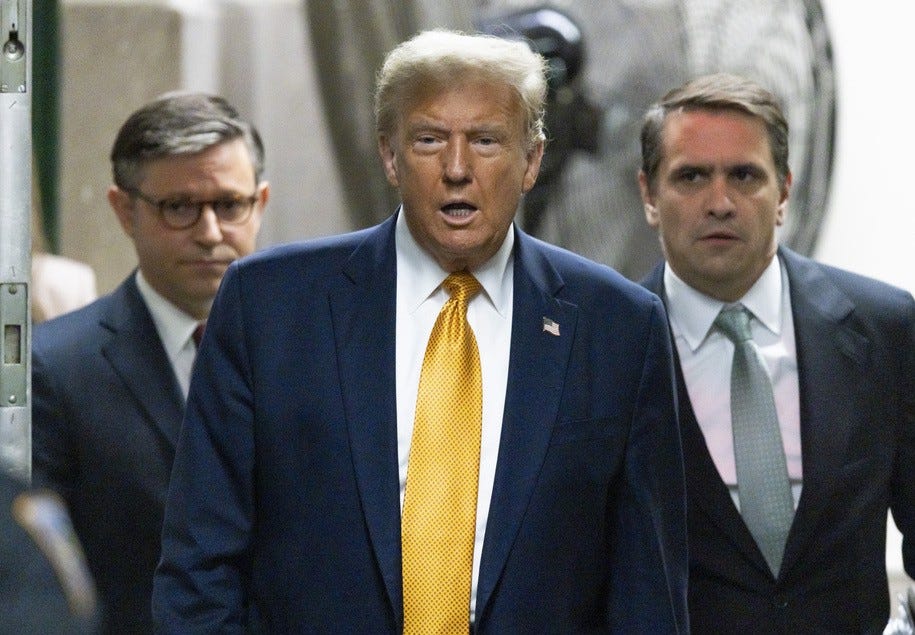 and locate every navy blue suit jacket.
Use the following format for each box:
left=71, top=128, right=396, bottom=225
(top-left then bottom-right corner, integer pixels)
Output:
left=153, top=215, right=689, bottom=633
left=643, top=247, right=915, bottom=634
left=32, top=274, right=184, bottom=634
